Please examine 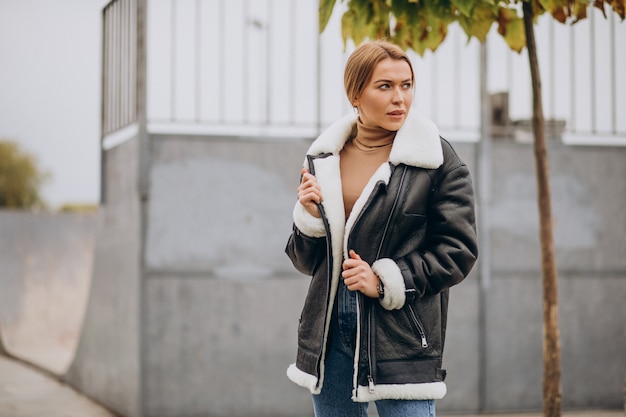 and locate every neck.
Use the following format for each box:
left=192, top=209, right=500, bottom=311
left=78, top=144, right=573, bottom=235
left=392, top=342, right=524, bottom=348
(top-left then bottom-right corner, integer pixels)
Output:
left=353, top=117, right=395, bottom=149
